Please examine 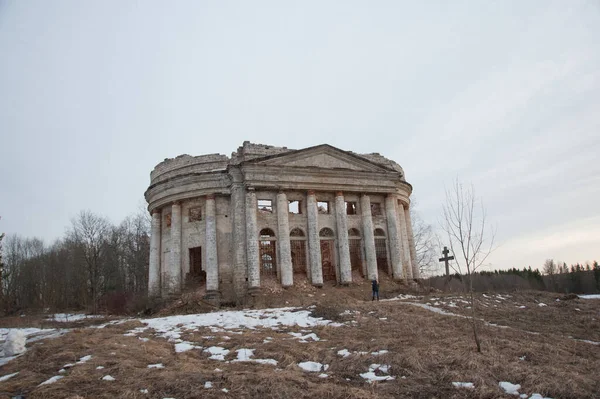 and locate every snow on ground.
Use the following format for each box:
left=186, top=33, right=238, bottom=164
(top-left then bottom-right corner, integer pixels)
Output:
left=204, top=381, right=213, bottom=388
left=371, top=350, right=389, bottom=356
left=2, top=330, right=26, bottom=356
left=46, top=313, right=104, bottom=322
left=204, top=346, right=229, bottom=361
left=579, top=294, right=600, bottom=299
left=400, top=302, right=468, bottom=318
left=298, top=361, right=327, bottom=372
left=0, top=327, right=69, bottom=366
left=380, top=294, right=420, bottom=302
left=360, top=364, right=394, bottom=383
left=337, top=349, right=351, bottom=357
left=289, top=332, right=320, bottom=342
left=77, top=355, right=93, bottom=364
left=232, top=348, right=278, bottom=365
left=174, top=341, right=201, bottom=353
left=102, top=375, right=116, bottom=381
left=148, top=363, right=165, bottom=369
left=0, top=371, right=19, bottom=382
left=452, top=382, right=474, bottom=389
left=39, top=375, right=64, bottom=385
left=500, top=381, right=521, bottom=395
left=137, top=307, right=338, bottom=338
